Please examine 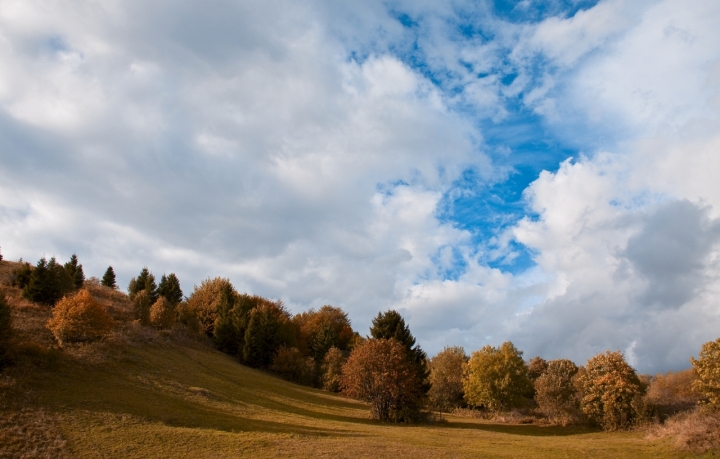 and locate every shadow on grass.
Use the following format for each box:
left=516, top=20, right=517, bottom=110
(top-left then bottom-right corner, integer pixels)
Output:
left=442, top=420, right=599, bottom=437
